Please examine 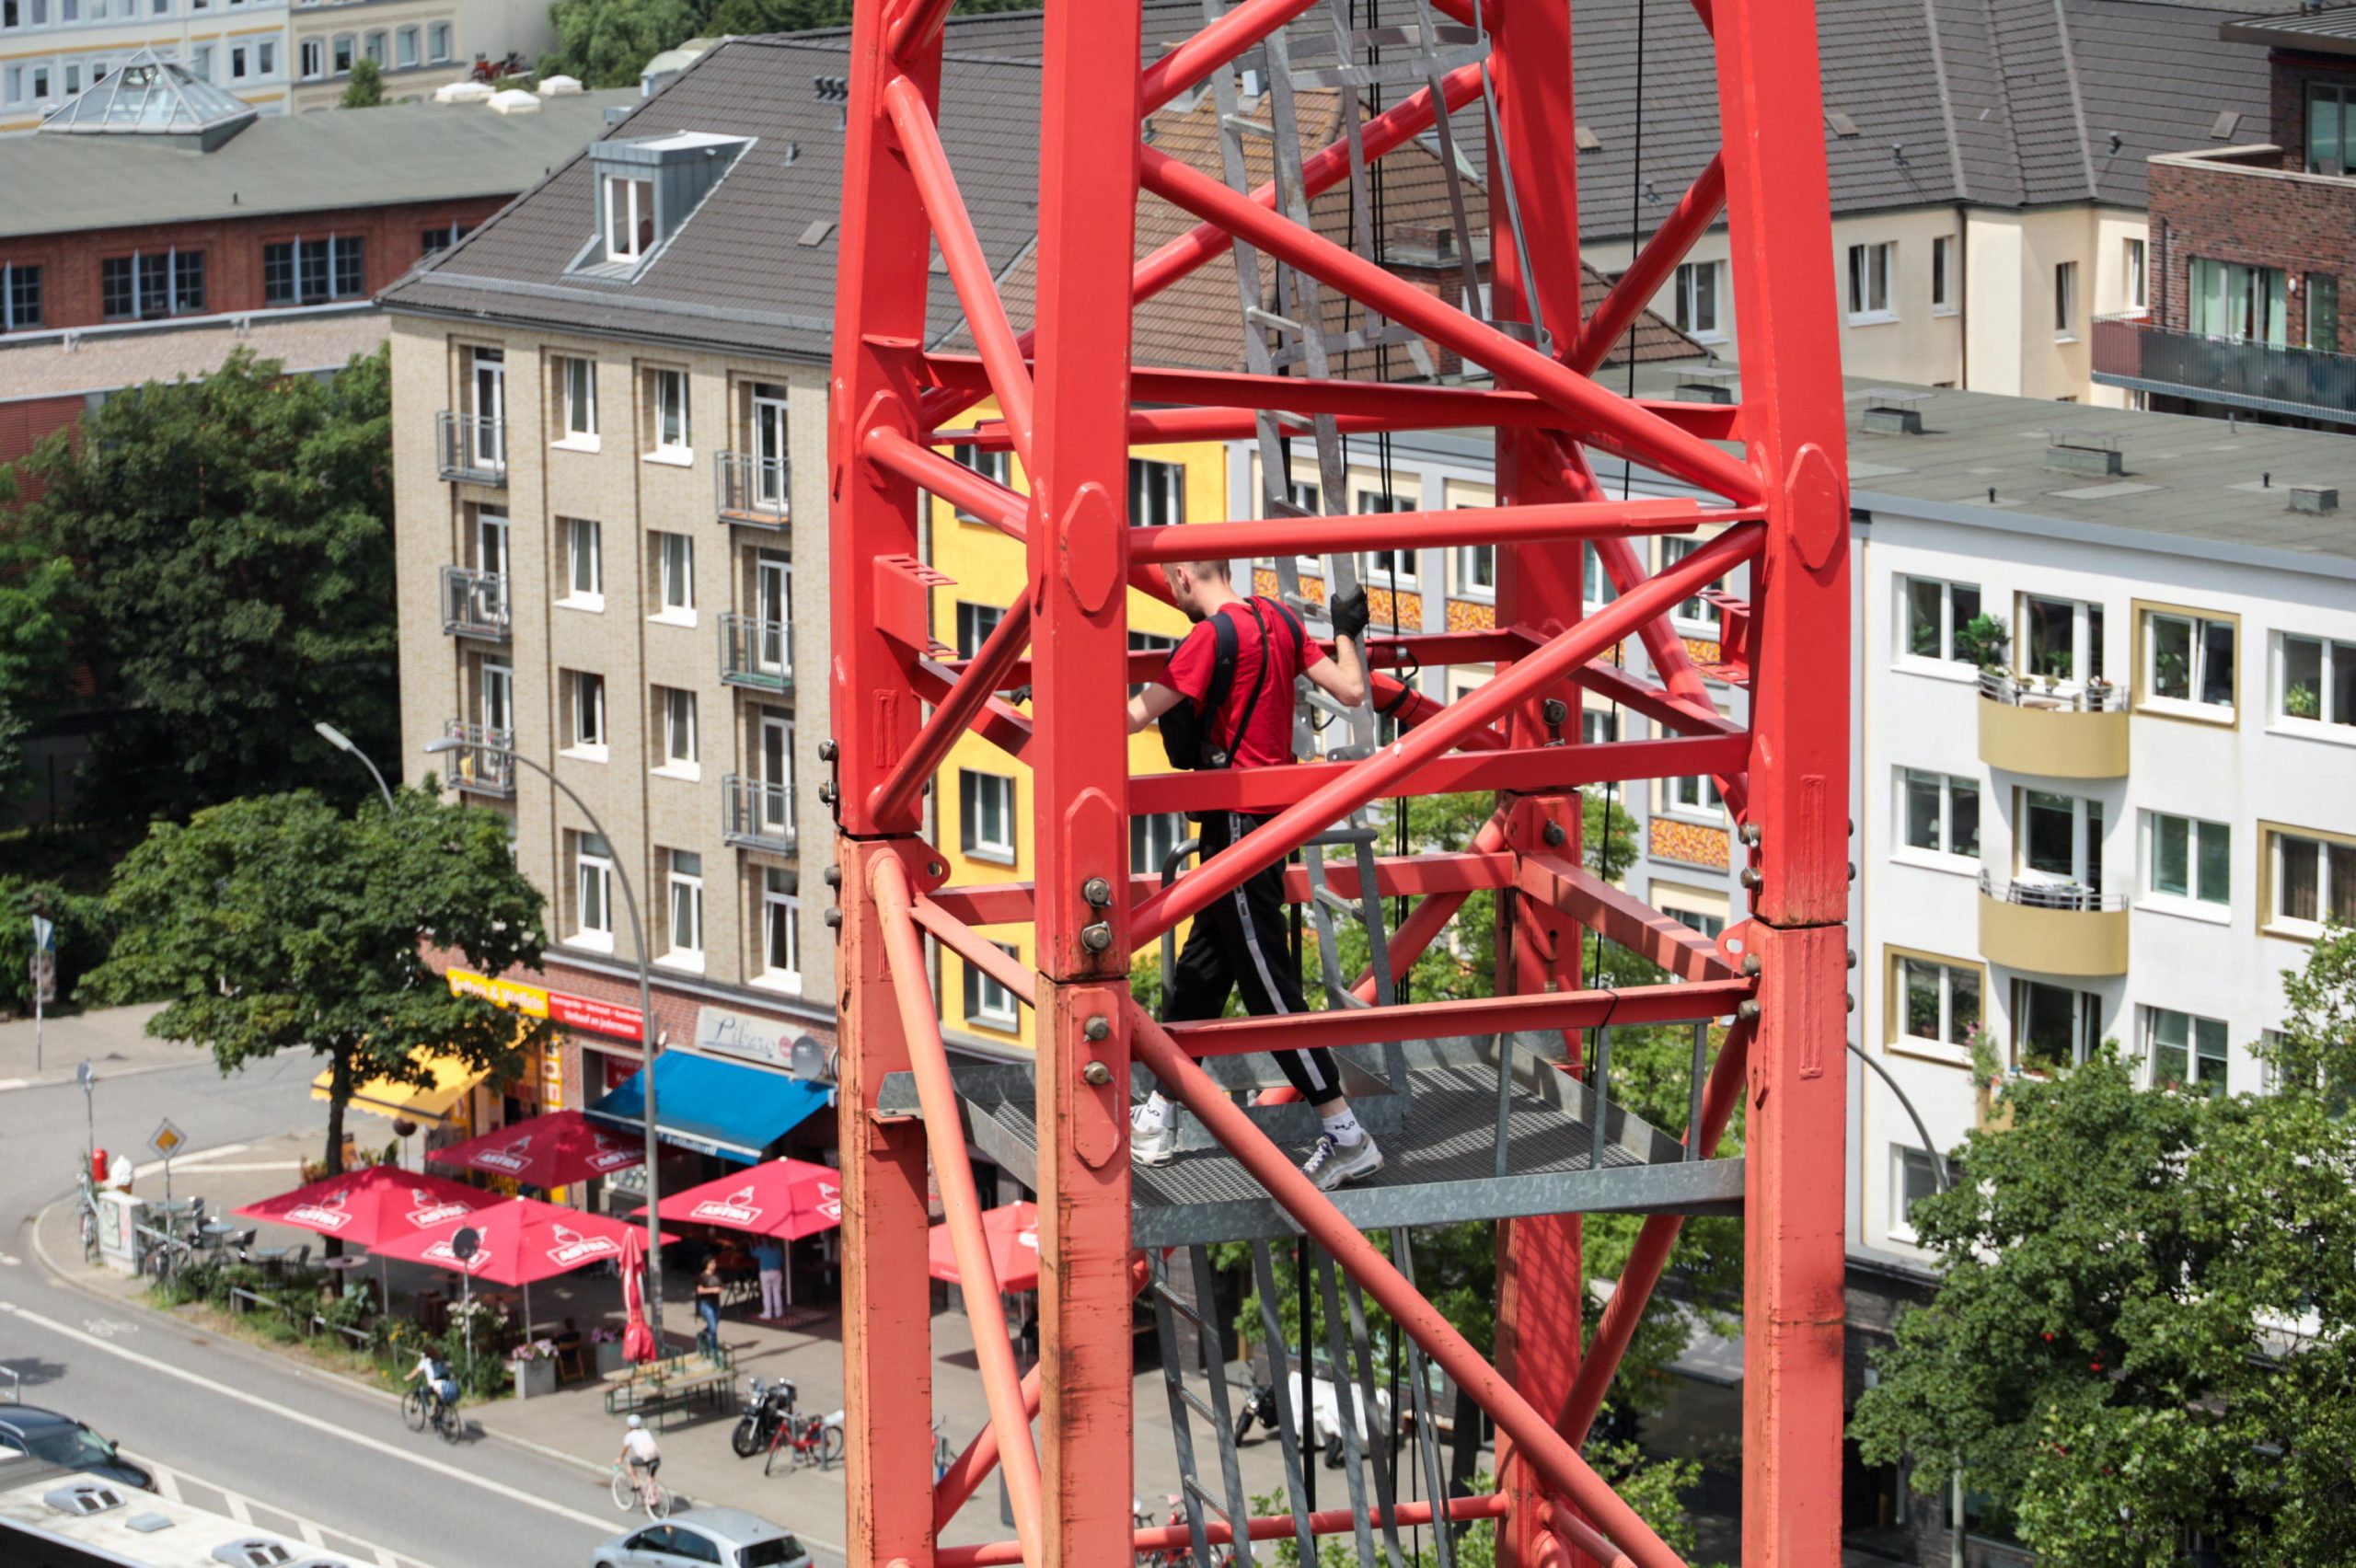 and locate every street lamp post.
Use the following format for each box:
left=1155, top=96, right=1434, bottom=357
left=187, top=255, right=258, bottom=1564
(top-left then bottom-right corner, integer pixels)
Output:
left=315, top=721, right=397, bottom=811
left=423, top=736, right=669, bottom=1344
